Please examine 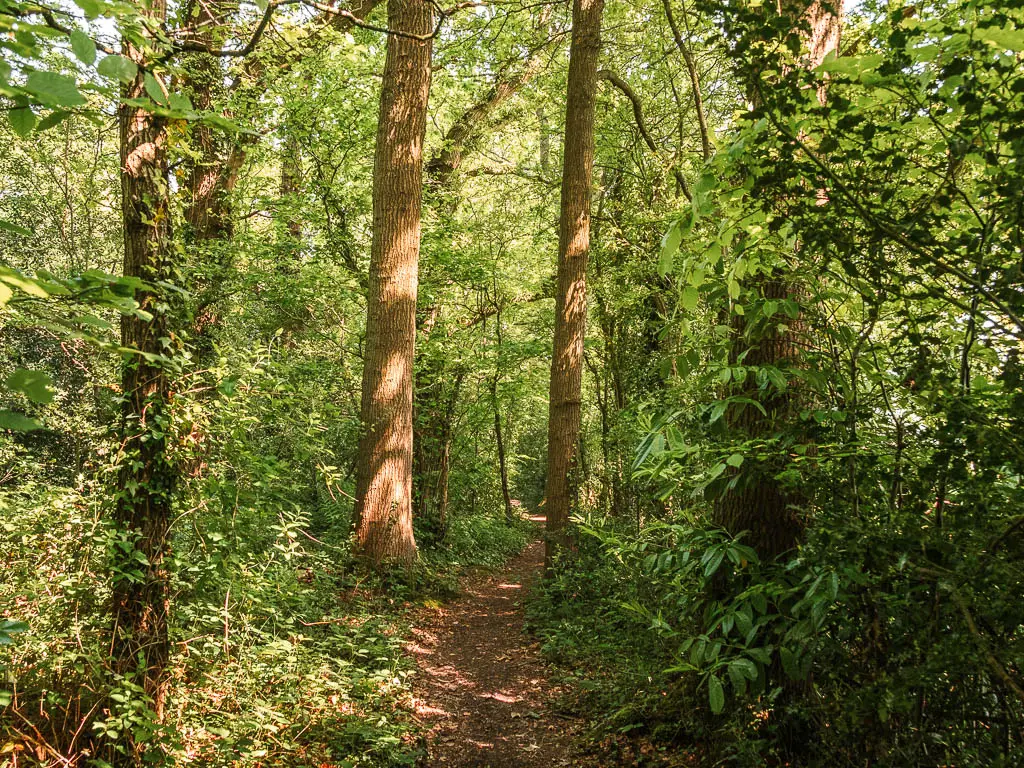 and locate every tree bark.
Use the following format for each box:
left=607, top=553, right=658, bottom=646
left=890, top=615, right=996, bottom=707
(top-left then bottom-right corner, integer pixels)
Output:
left=111, top=0, right=175, bottom=741
left=544, top=0, right=604, bottom=570
left=712, top=1, right=841, bottom=560
left=352, top=0, right=433, bottom=567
